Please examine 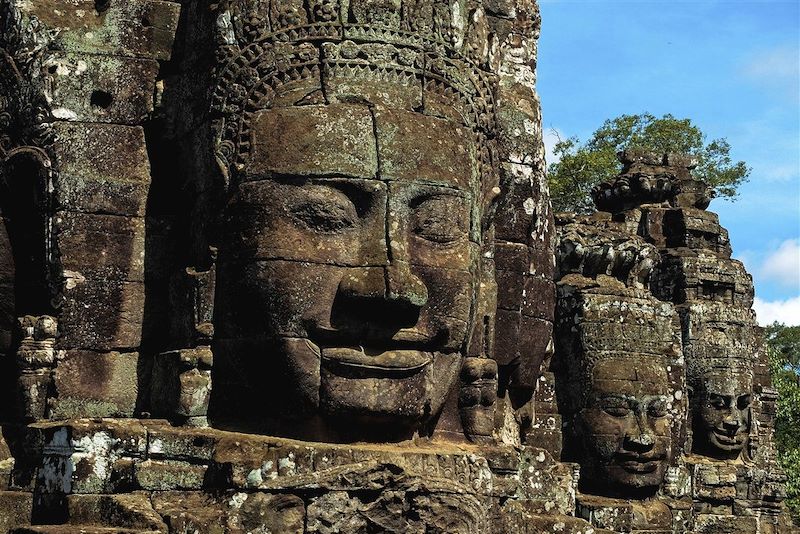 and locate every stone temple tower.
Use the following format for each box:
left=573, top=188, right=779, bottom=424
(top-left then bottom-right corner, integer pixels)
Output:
left=552, top=151, right=792, bottom=532
left=0, top=0, right=794, bottom=532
